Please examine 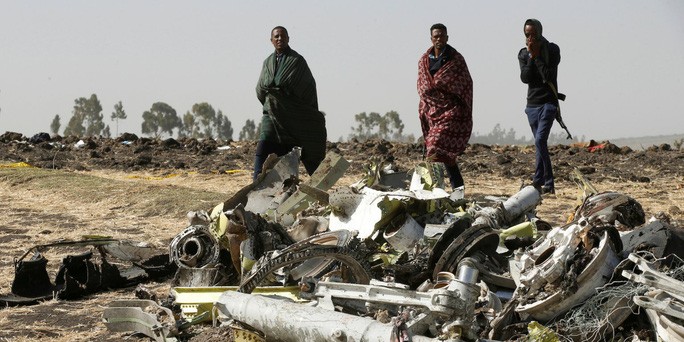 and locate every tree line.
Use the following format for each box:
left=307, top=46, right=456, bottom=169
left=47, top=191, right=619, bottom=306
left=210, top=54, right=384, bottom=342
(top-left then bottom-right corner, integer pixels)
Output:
left=51, top=94, right=261, bottom=141
left=49, top=94, right=580, bottom=145
left=344, top=111, right=580, bottom=145
left=469, top=123, right=582, bottom=146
